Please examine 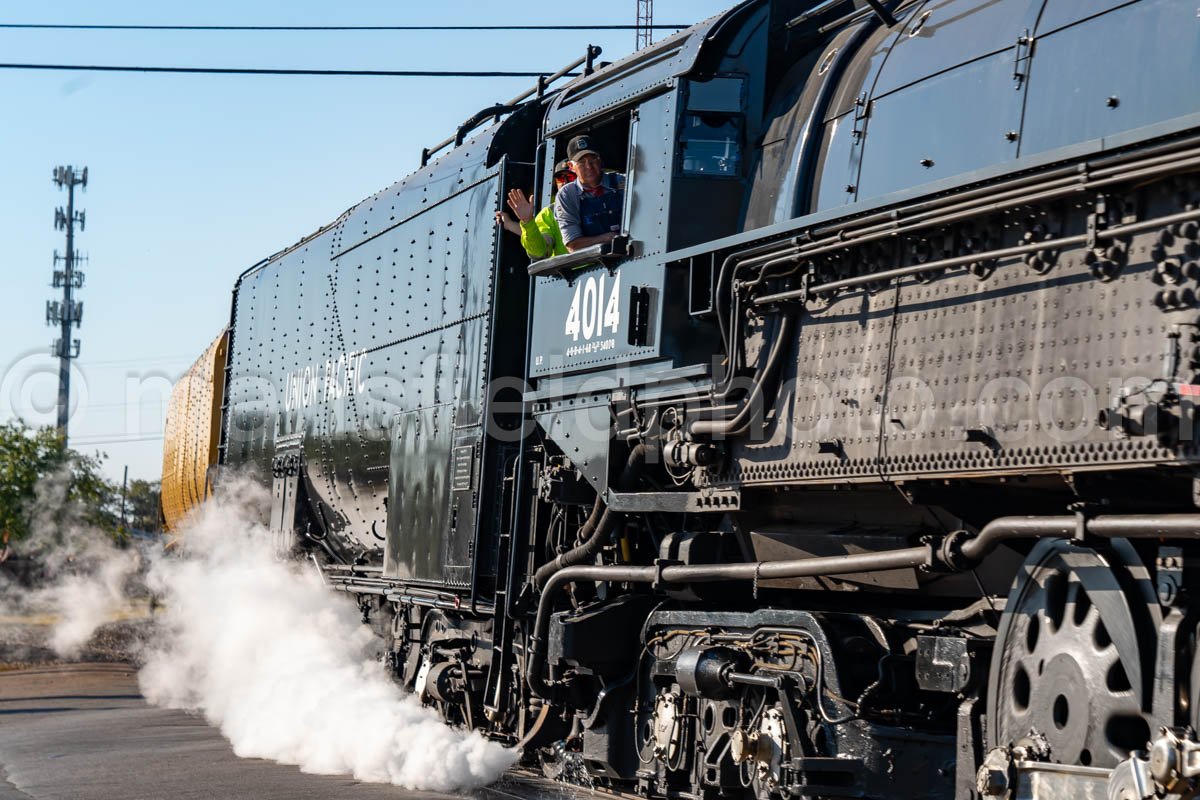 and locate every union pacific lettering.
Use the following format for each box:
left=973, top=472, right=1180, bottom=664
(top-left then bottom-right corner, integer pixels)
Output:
left=283, top=348, right=368, bottom=412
